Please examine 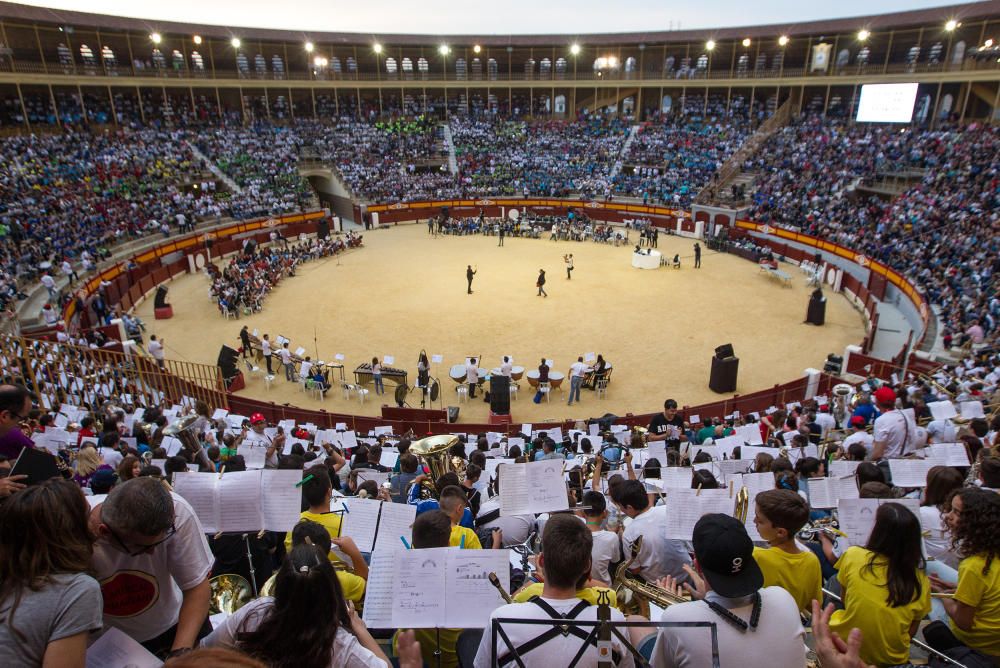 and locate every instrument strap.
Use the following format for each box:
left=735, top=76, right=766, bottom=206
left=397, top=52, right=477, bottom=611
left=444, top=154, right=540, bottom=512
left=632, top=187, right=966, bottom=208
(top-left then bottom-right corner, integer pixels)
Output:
left=475, top=507, right=501, bottom=527
left=497, top=597, right=620, bottom=666
left=704, top=591, right=762, bottom=633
